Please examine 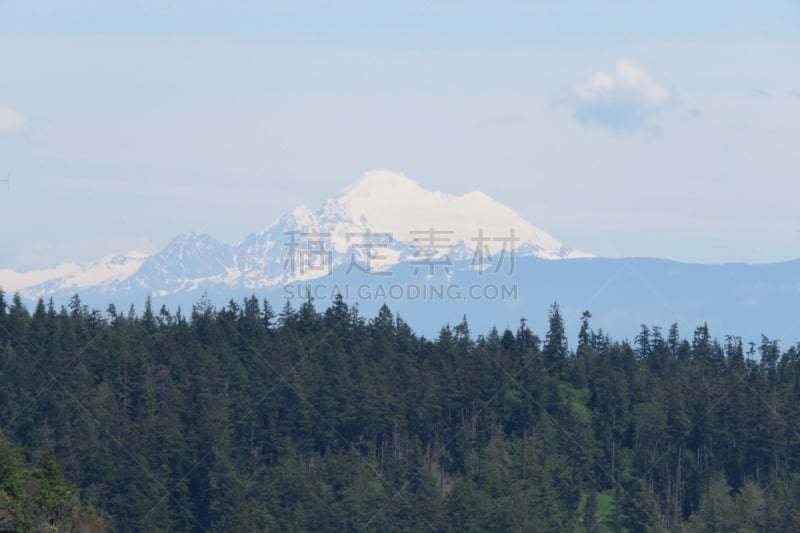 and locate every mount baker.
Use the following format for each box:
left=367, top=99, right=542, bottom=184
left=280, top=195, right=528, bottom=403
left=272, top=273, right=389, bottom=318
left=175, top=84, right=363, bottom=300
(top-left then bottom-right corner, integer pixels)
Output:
left=1, top=170, right=589, bottom=300
left=2, top=171, right=797, bottom=344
